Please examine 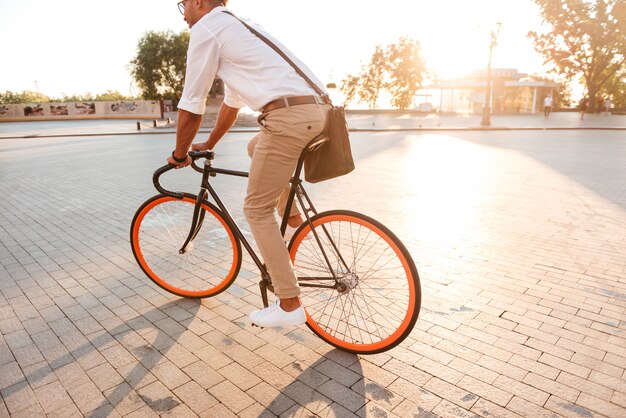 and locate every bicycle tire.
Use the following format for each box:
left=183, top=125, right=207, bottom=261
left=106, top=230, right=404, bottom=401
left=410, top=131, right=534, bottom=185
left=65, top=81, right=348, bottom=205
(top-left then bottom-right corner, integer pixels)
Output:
left=130, top=194, right=241, bottom=298
left=288, top=210, right=420, bottom=354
